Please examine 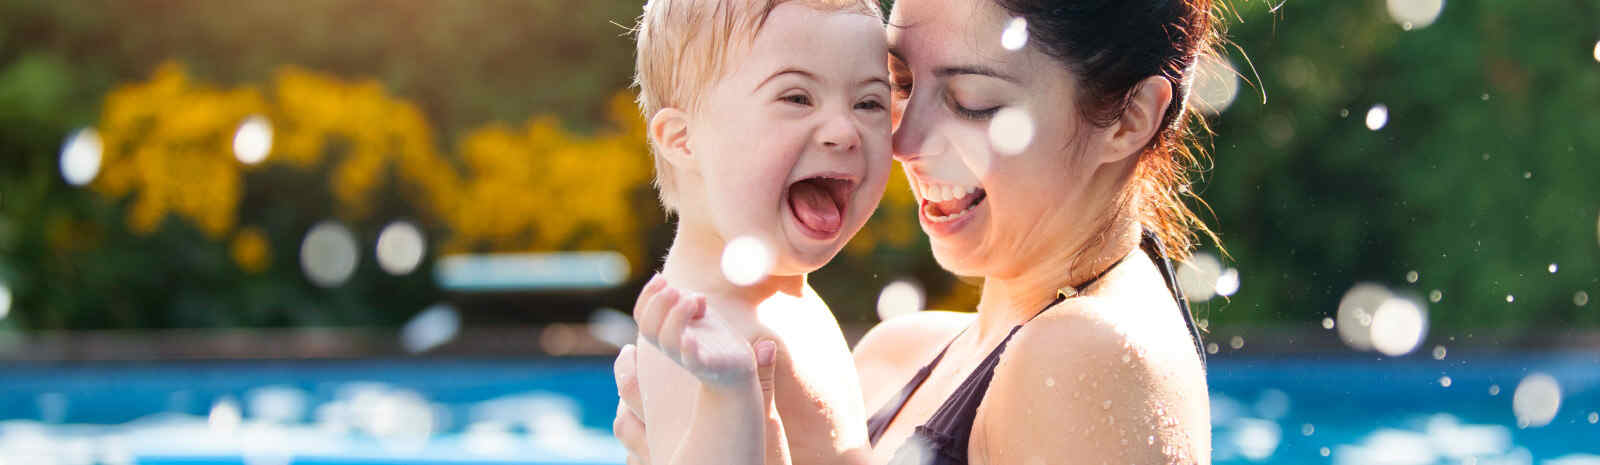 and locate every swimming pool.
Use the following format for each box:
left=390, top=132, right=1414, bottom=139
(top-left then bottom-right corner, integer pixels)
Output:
left=1, top=352, right=1595, bottom=464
